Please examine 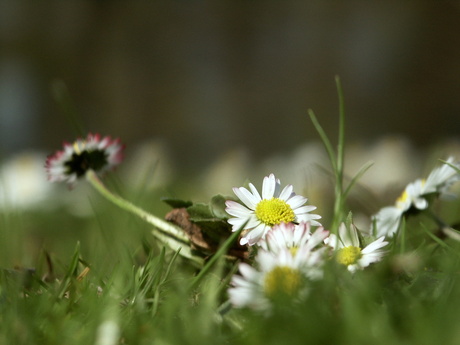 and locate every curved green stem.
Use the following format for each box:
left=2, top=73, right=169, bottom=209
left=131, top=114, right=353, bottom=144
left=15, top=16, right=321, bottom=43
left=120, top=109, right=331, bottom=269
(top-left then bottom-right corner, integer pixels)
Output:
left=85, top=170, right=189, bottom=244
